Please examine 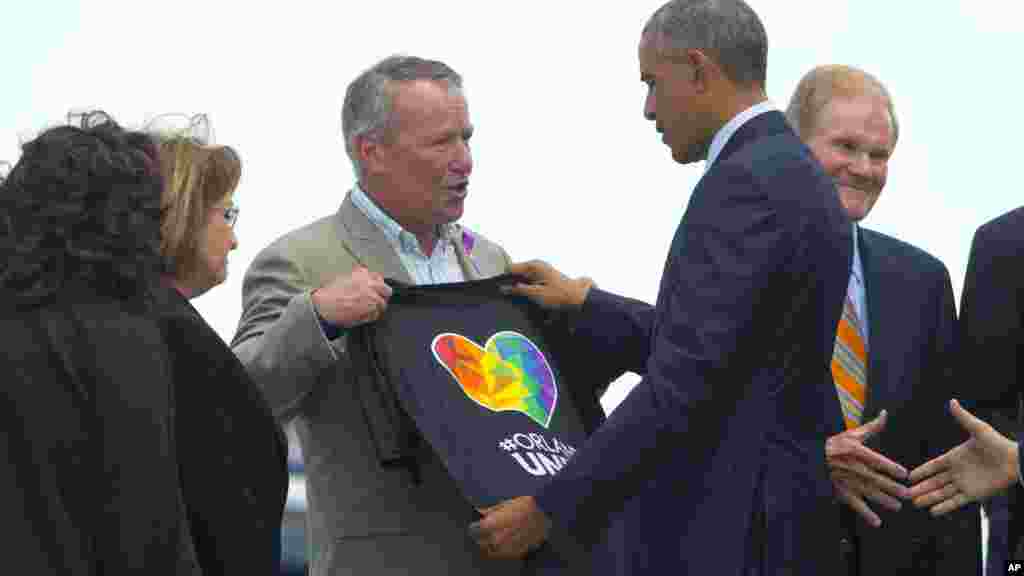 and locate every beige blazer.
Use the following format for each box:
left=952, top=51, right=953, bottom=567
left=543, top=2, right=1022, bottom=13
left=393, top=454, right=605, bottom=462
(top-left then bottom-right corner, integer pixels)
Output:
left=232, top=191, right=523, bottom=575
